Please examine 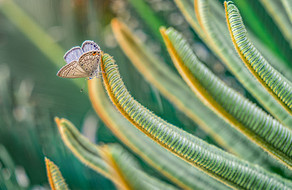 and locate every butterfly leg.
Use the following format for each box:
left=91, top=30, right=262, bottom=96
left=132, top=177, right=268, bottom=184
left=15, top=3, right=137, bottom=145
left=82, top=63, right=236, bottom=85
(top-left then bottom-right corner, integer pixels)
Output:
left=96, top=72, right=103, bottom=78
left=94, top=65, right=104, bottom=78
